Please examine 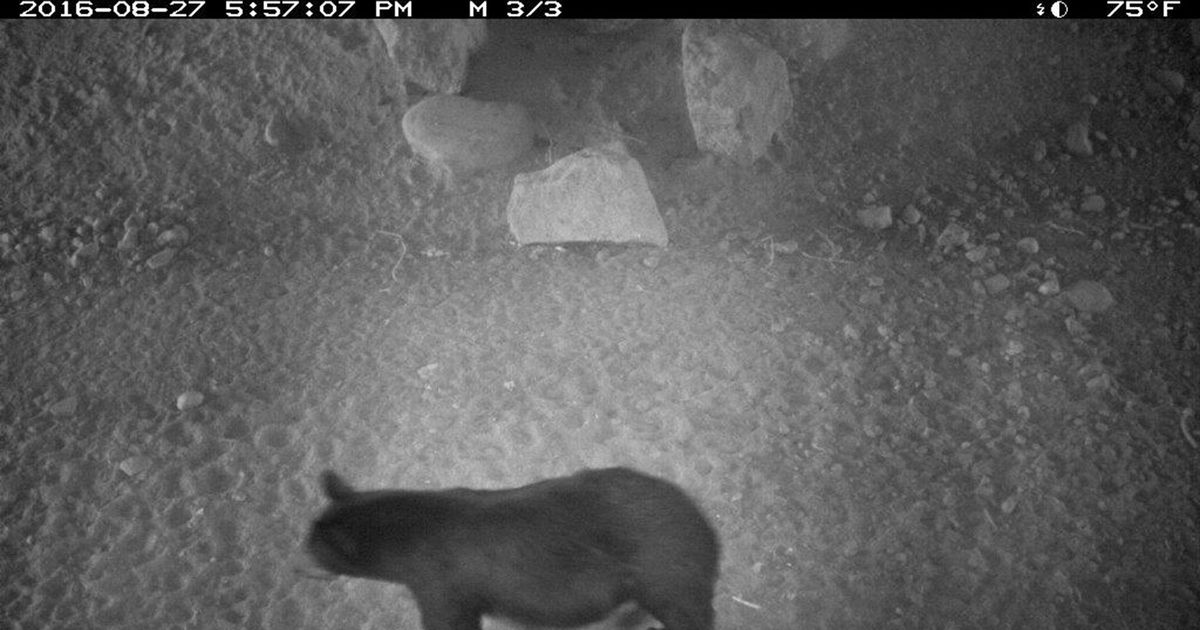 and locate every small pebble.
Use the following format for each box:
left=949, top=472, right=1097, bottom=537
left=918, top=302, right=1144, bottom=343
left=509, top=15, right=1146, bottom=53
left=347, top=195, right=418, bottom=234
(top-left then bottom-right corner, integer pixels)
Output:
left=936, top=223, right=971, bottom=250
left=1150, top=68, right=1185, bottom=96
left=1064, top=280, right=1115, bottom=313
left=146, top=247, right=176, bottom=269
left=119, top=456, right=153, bottom=477
left=49, top=395, right=78, bottom=416
left=1031, top=139, right=1047, bottom=162
left=417, top=363, right=440, bottom=380
left=857, top=205, right=893, bottom=230
left=156, top=225, right=190, bottom=247
left=1080, top=194, right=1106, bottom=213
left=118, top=226, right=140, bottom=251
left=176, top=390, right=204, bottom=410
left=983, top=274, right=1011, bottom=294
left=1016, top=237, right=1040, bottom=254
left=1065, top=121, right=1093, bottom=157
